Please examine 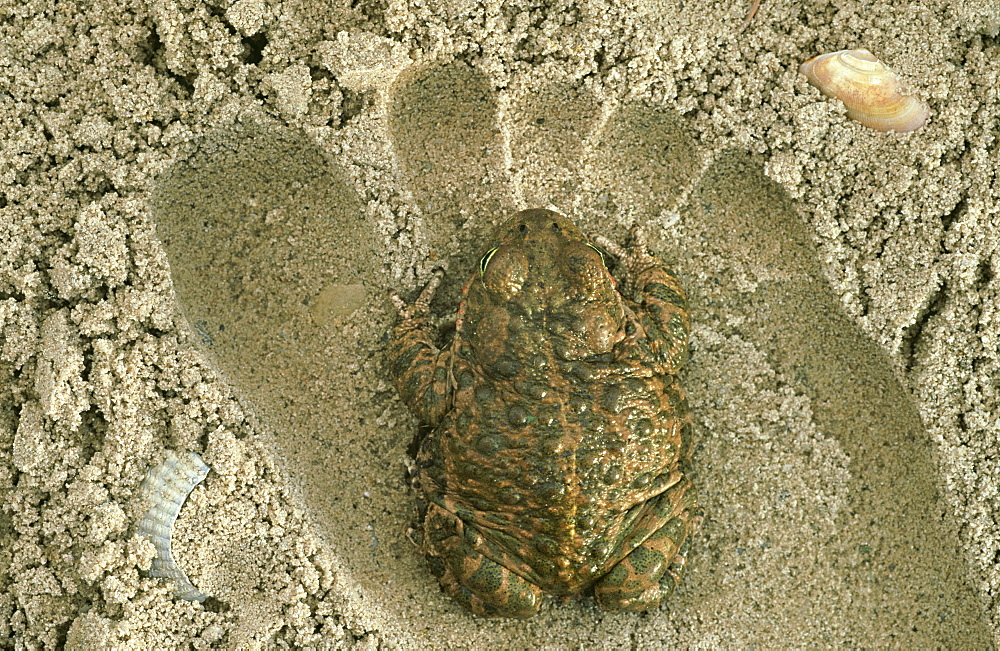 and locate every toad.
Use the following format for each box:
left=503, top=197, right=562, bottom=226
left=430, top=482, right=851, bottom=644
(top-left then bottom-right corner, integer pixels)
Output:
left=390, top=208, right=701, bottom=618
